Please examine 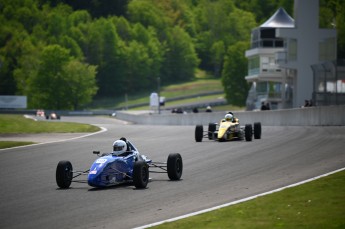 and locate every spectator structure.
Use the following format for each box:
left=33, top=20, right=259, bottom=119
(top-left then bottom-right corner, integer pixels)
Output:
left=245, top=0, right=337, bottom=110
